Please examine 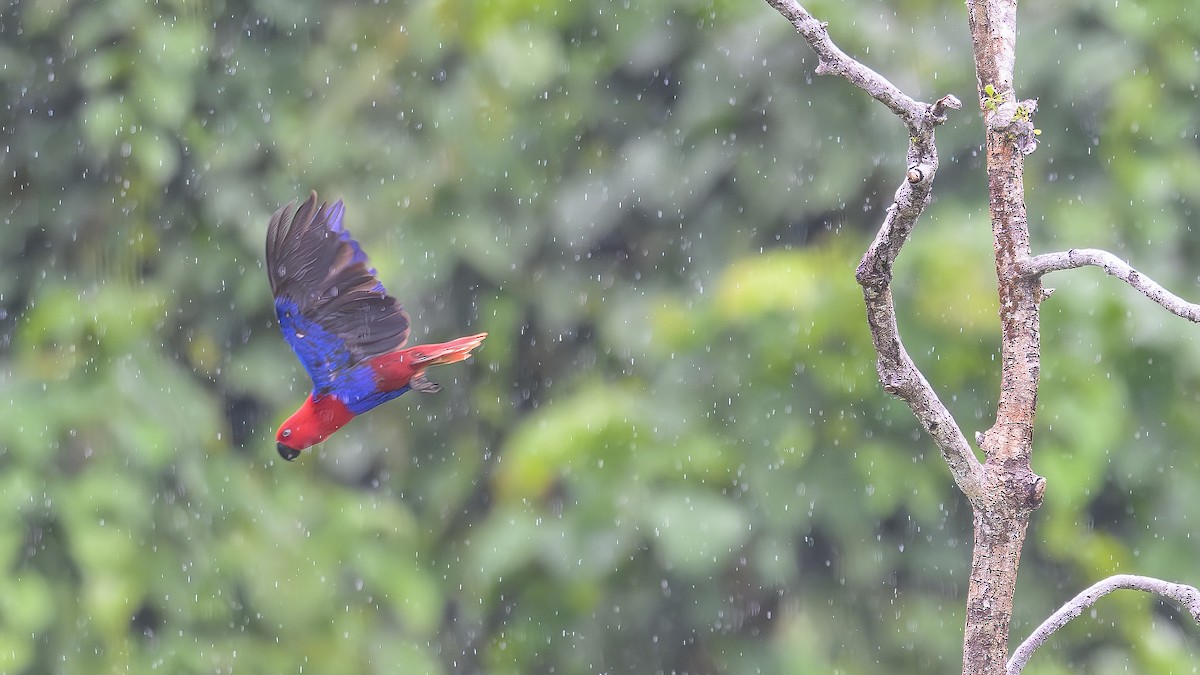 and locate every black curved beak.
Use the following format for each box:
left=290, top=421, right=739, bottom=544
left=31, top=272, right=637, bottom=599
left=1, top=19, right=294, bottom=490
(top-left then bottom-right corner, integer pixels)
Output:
left=277, top=443, right=301, bottom=461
